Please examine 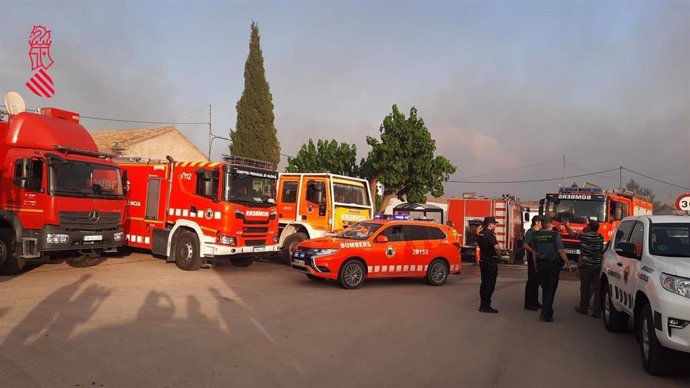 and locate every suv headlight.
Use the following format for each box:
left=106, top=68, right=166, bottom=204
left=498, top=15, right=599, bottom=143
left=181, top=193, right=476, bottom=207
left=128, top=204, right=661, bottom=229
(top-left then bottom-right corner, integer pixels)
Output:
left=46, top=233, right=69, bottom=244
left=660, top=273, right=690, bottom=299
left=311, top=248, right=339, bottom=256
